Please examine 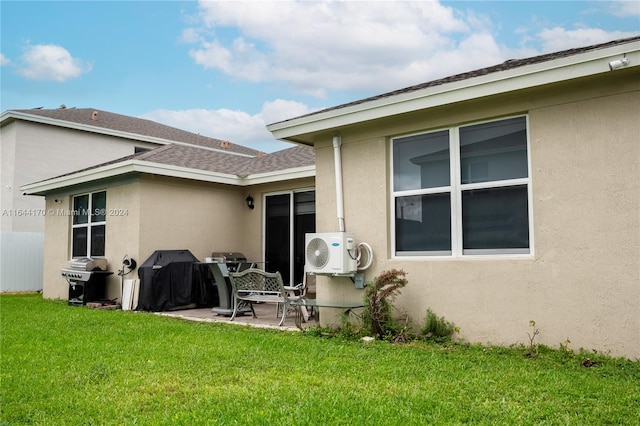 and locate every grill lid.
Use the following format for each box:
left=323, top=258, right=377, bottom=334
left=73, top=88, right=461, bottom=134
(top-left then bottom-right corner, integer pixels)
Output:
left=209, top=252, right=247, bottom=263
left=69, top=258, right=107, bottom=271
